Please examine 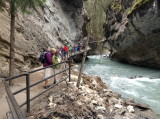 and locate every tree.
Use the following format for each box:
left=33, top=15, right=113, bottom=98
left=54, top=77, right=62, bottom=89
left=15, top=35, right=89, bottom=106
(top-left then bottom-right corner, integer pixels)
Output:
left=0, top=0, right=46, bottom=85
left=76, top=36, right=89, bottom=88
